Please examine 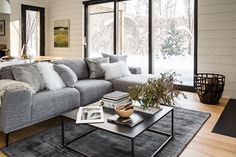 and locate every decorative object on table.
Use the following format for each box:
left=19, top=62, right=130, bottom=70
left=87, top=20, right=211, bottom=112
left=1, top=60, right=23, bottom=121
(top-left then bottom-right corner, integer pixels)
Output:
left=101, top=91, right=130, bottom=109
left=0, top=20, right=5, bottom=36
left=20, top=44, right=30, bottom=59
left=11, top=14, right=39, bottom=59
left=115, top=104, right=134, bottom=118
left=54, top=19, right=70, bottom=48
left=107, top=113, right=143, bottom=127
left=194, top=73, right=225, bottom=104
left=76, top=106, right=104, bottom=124
left=128, top=71, right=186, bottom=112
